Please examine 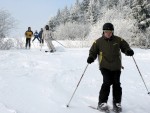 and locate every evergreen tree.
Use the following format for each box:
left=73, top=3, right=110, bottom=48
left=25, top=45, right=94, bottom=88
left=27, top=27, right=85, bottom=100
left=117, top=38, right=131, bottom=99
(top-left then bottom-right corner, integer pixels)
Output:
left=69, top=0, right=81, bottom=23
left=79, top=0, right=90, bottom=24
left=103, top=0, right=119, bottom=9
left=60, top=6, right=70, bottom=24
left=55, top=9, right=61, bottom=26
left=132, top=0, right=150, bottom=31
left=47, top=0, right=150, bottom=46
left=80, top=0, right=90, bottom=13
left=131, top=0, right=150, bottom=47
